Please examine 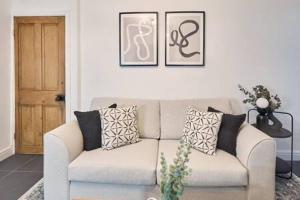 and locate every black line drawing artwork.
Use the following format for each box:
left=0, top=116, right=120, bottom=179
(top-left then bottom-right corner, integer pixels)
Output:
left=165, top=11, right=205, bottom=66
left=169, top=20, right=200, bottom=58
